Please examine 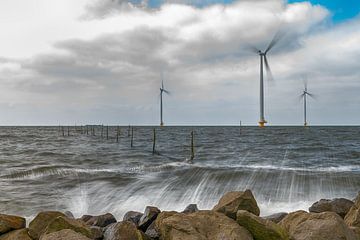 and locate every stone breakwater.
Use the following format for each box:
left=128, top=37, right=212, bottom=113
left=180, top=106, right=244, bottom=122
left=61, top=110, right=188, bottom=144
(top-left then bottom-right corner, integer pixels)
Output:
left=0, top=189, right=360, bottom=240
